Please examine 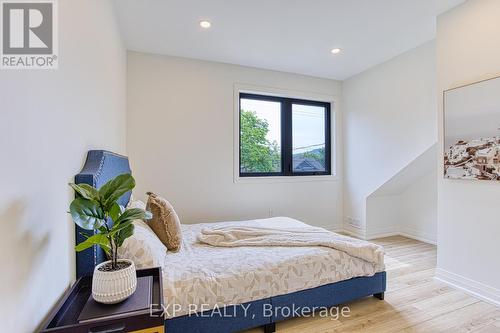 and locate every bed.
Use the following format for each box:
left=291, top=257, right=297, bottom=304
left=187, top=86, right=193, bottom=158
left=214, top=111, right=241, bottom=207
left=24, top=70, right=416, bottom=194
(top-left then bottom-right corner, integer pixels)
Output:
left=75, top=150, right=386, bottom=333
